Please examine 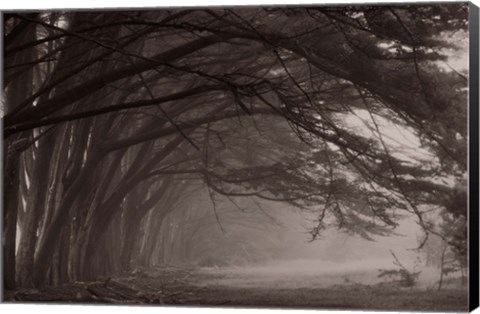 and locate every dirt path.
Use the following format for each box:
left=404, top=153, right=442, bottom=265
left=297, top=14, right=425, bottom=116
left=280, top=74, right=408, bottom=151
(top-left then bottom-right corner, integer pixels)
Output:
left=4, top=266, right=468, bottom=311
